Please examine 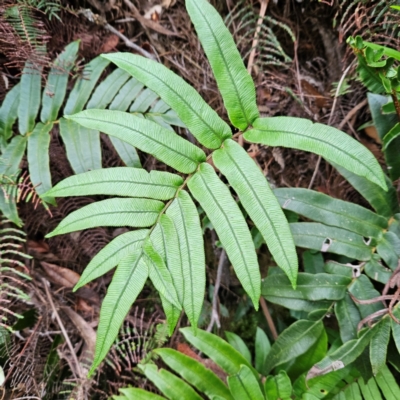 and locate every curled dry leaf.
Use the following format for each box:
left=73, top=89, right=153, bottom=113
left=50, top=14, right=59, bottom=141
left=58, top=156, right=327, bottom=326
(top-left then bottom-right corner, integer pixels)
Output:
left=40, top=261, right=80, bottom=288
